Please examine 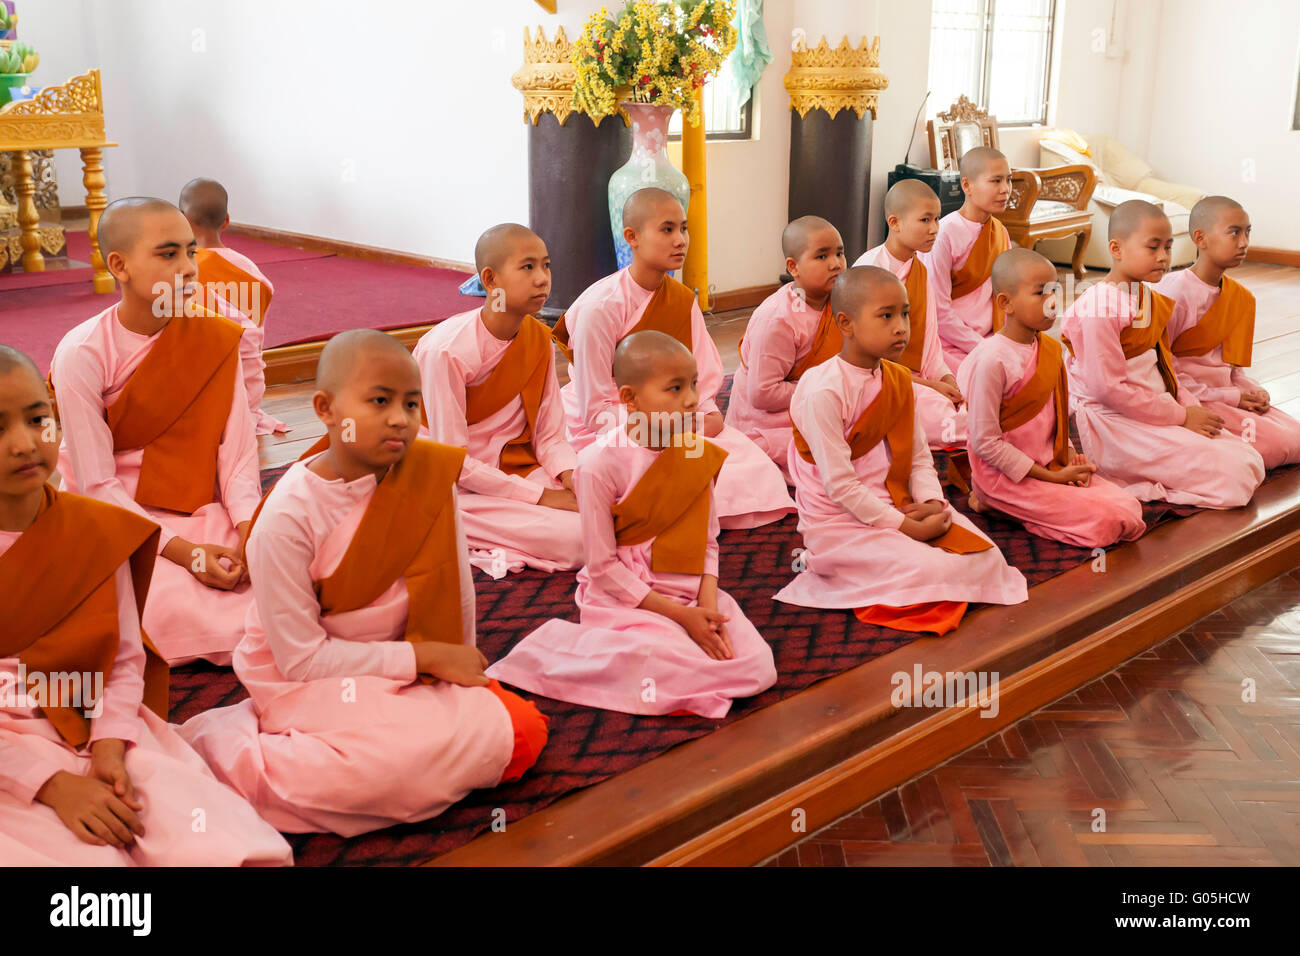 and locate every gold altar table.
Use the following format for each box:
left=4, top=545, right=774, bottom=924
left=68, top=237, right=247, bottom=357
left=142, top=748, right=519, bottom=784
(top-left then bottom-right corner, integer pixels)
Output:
left=0, top=68, right=116, bottom=292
